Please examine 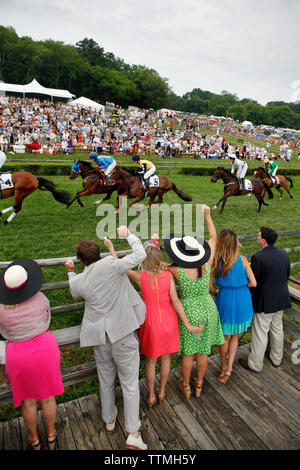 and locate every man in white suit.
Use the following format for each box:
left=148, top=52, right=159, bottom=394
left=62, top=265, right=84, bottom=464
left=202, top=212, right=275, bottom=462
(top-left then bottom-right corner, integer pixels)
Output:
left=65, top=226, right=147, bottom=450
